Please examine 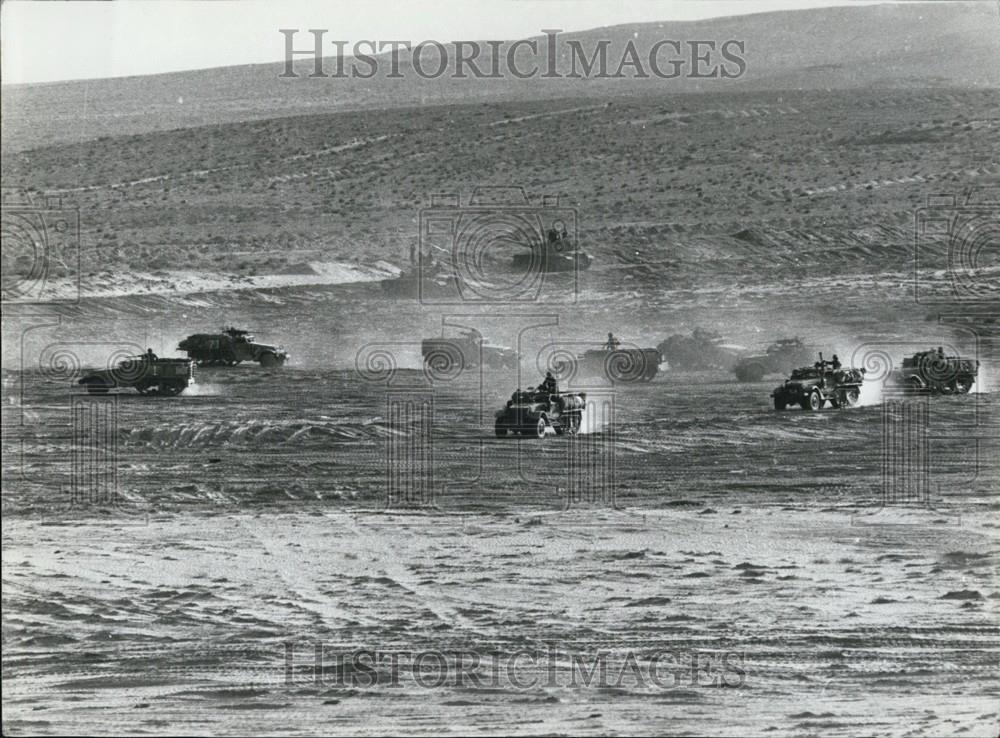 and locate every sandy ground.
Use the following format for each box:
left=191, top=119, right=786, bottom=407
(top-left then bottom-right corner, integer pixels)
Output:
left=3, top=309, right=997, bottom=734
